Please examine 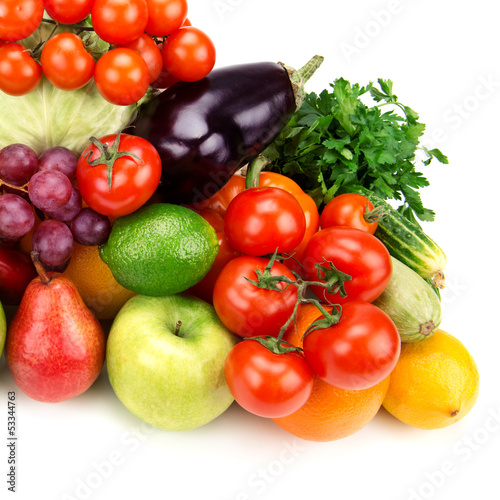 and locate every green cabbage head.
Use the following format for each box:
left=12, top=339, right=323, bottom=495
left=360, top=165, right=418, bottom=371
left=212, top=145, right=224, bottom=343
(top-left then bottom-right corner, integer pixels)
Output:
left=0, top=21, right=143, bottom=156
